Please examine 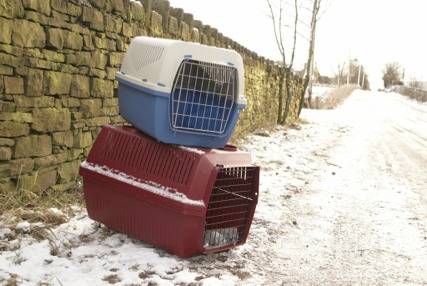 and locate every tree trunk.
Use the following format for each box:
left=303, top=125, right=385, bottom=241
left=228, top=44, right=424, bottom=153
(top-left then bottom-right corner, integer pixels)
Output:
left=298, top=0, right=319, bottom=116
left=277, top=71, right=284, bottom=124
left=306, top=54, right=315, bottom=109
left=298, top=61, right=312, bottom=116
left=282, top=71, right=293, bottom=125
